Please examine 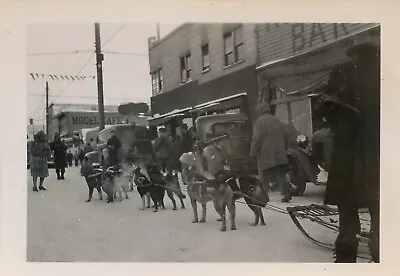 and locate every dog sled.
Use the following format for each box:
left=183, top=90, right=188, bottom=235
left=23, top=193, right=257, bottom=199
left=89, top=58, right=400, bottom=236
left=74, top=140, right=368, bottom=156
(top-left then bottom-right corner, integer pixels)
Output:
left=286, top=204, right=372, bottom=261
